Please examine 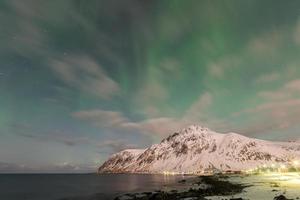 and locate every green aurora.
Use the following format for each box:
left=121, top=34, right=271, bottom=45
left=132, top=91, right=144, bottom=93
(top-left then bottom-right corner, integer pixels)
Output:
left=0, top=0, right=300, bottom=172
